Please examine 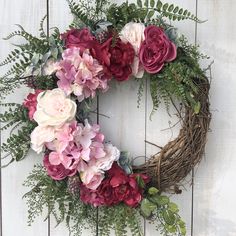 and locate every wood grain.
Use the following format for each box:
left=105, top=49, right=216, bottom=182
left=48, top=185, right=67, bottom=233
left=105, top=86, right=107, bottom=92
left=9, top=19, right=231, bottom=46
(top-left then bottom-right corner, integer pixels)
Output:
left=0, top=0, right=48, bottom=235
left=193, top=1, right=236, bottom=235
